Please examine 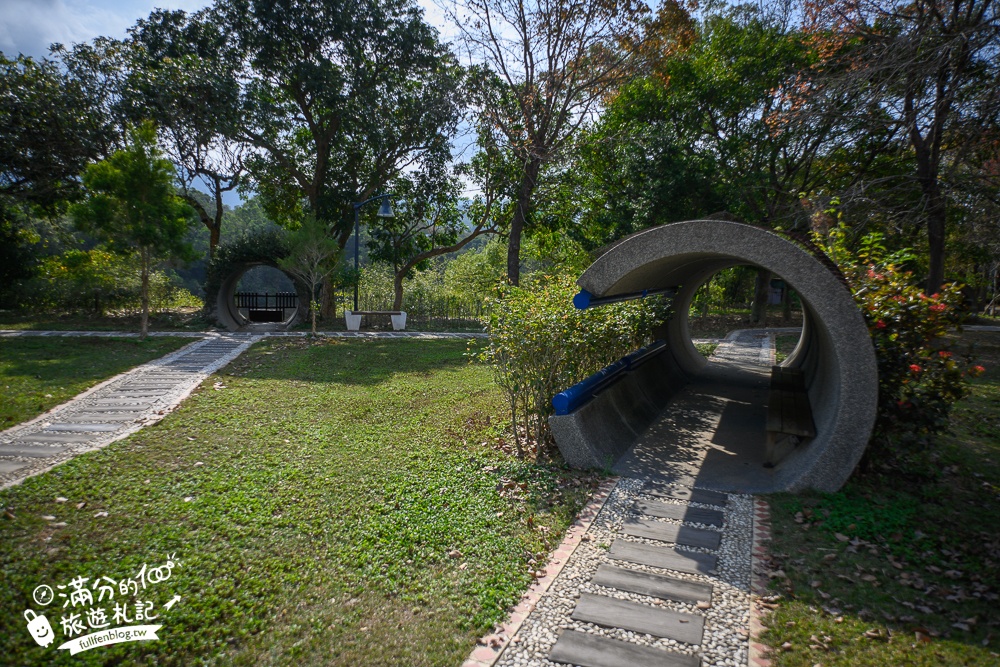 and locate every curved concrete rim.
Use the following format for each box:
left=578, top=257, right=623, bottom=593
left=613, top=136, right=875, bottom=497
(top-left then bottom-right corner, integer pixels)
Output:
left=214, top=263, right=309, bottom=332
left=578, top=220, right=877, bottom=492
